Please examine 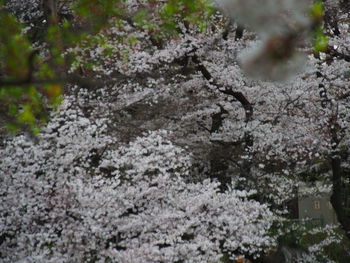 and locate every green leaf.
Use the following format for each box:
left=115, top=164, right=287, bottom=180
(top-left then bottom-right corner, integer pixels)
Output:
left=18, top=104, right=35, bottom=124
left=313, top=27, right=328, bottom=52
